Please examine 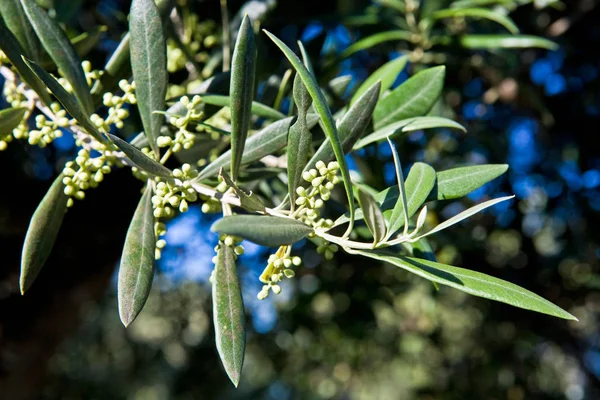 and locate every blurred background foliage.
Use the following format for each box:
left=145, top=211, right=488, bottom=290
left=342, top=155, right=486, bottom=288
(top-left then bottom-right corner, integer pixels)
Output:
left=1, top=0, right=599, bottom=399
